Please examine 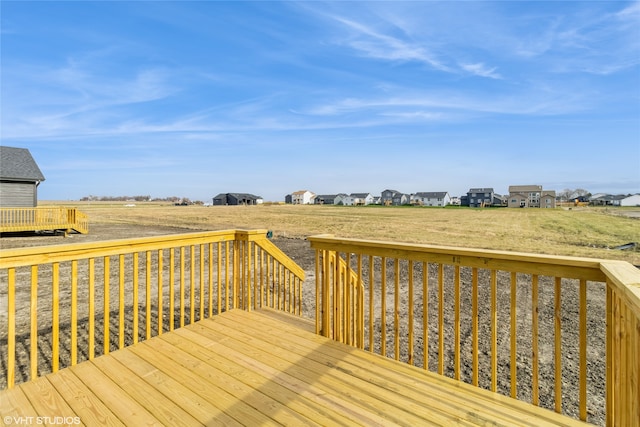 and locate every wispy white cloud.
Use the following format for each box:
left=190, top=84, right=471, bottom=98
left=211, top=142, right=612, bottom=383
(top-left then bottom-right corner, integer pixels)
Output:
left=302, top=83, right=590, bottom=120
left=378, top=111, right=445, bottom=121
left=316, top=2, right=639, bottom=79
left=27, top=79, right=589, bottom=138
left=304, top=6, right=509, bottom=82
left=48, top=61, right=176, bottom=109
left=520, top=3, right=640, bottom=75
left=329, top=14, right=450, bottom=72
left=459, top=62, right=502, bottom=79
left=2, top=55, right=178, bottom=139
